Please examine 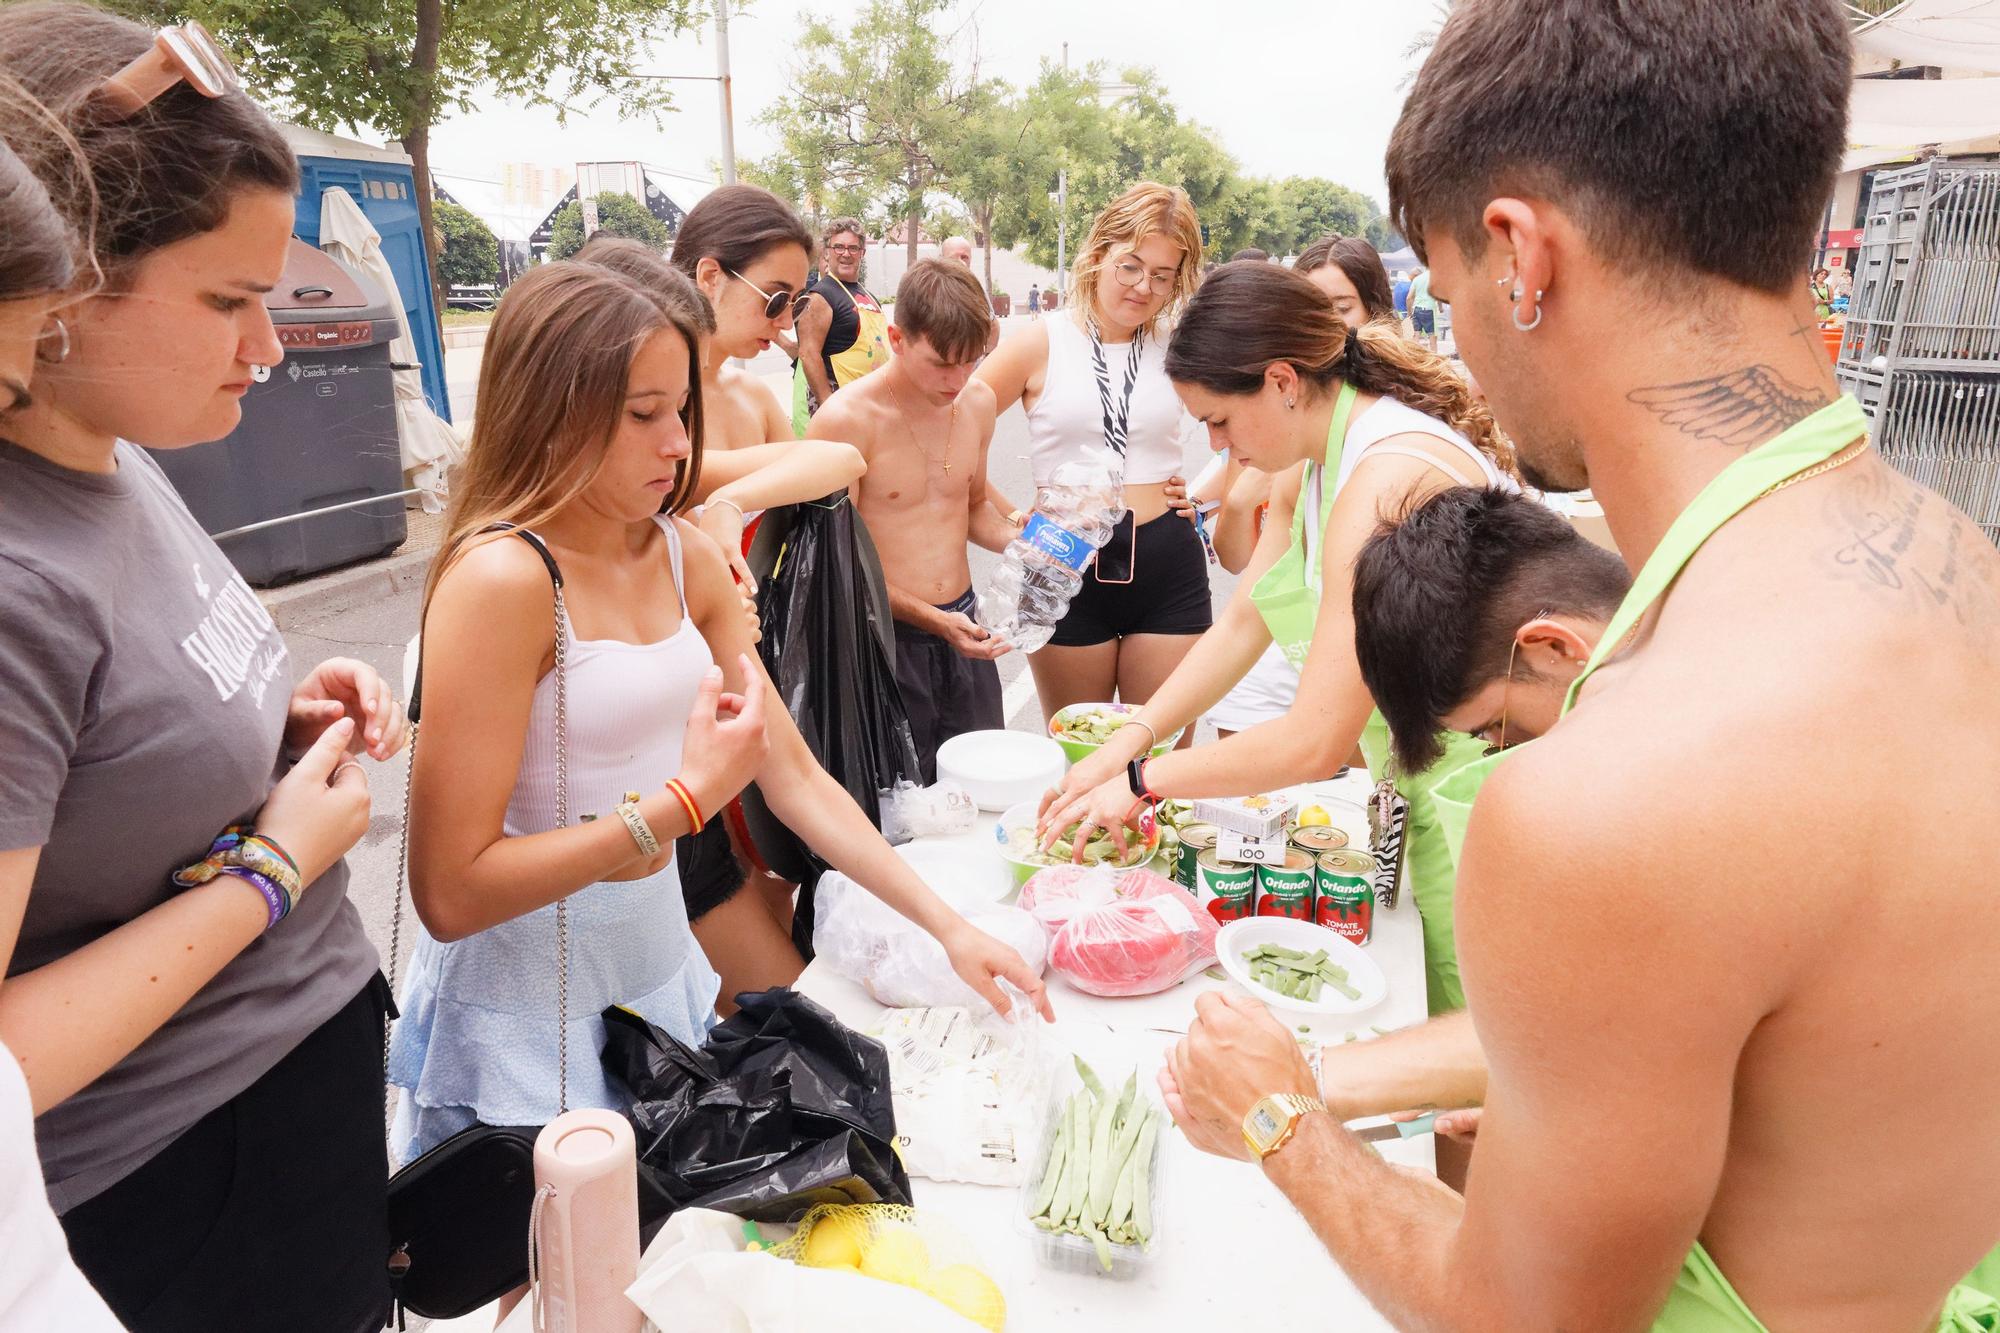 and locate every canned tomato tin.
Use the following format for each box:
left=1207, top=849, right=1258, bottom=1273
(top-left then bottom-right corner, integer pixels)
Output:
left=1289, top=825, right=1349, bottom=856
left=1194, top=849, right=1255, bottom=924
left=1177, top=824, right=1219, bottom=891
left=1316, top=850, right=1375, bottom=943
left=1255, top=850, right=1317, bottom=920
